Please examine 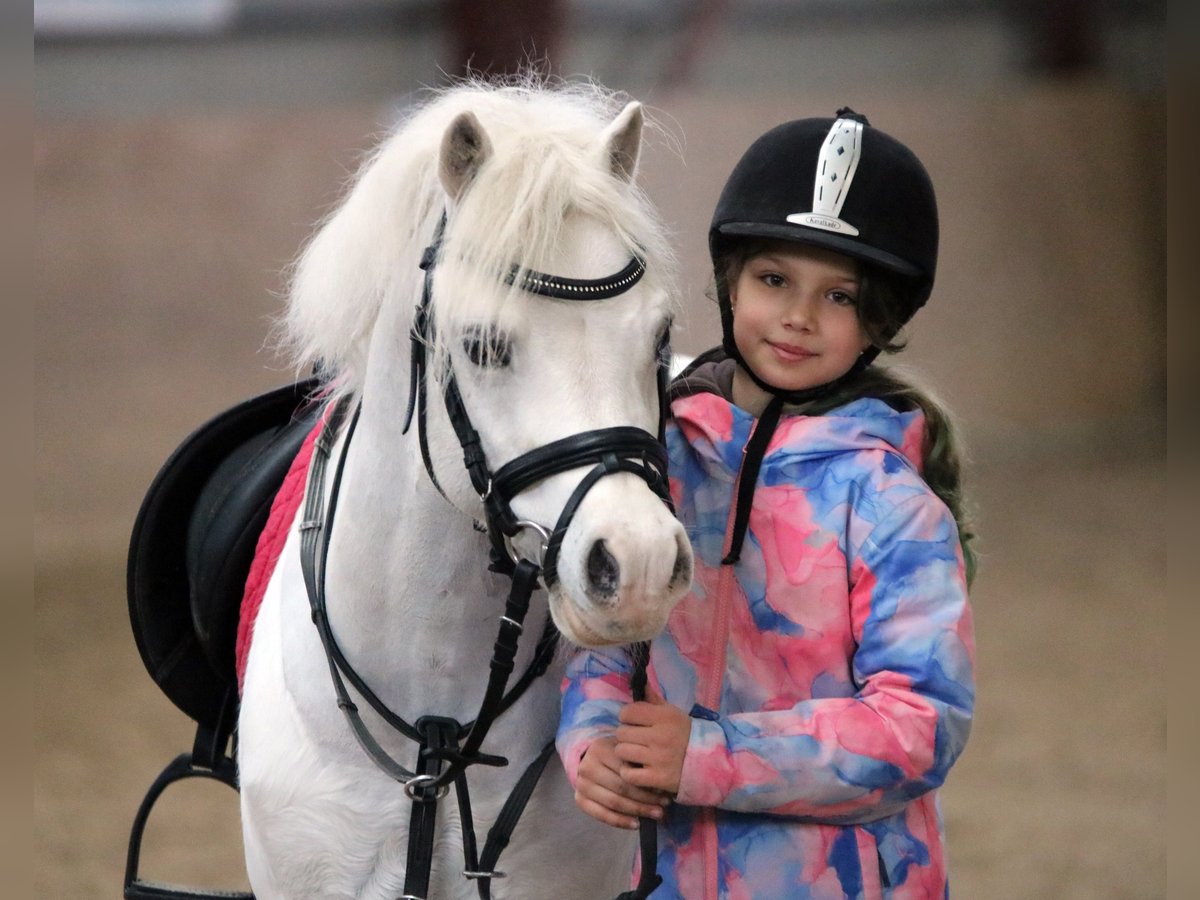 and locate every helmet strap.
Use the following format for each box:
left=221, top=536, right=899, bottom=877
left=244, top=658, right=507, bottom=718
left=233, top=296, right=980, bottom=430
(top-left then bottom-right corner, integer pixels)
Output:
left=721, top=393, right=783, bottom=566
left=718, top=277, right=881, bottom=405
left=722, top=321, right=881, bottom=406
left=715, top=285, right=881, bottom=566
